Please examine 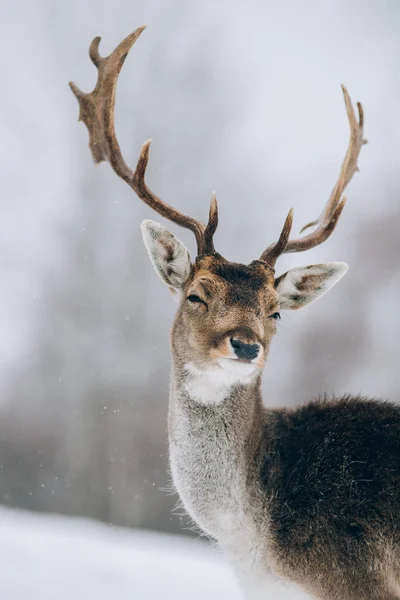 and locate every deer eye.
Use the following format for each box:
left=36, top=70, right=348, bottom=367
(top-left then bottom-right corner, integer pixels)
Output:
left=187, top=294, right=208, bottom=308
left=270, top=312, right=281, bottom=320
